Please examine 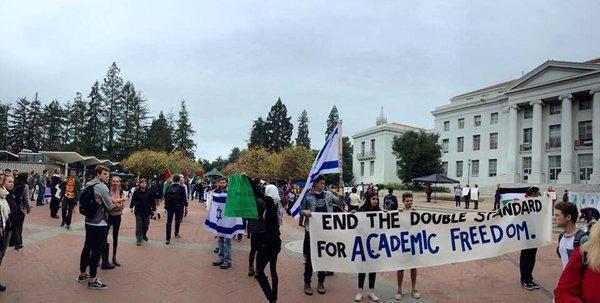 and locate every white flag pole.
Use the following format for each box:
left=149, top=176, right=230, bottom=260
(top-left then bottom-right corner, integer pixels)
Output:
left=338, top=120, right=343, bottom=186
